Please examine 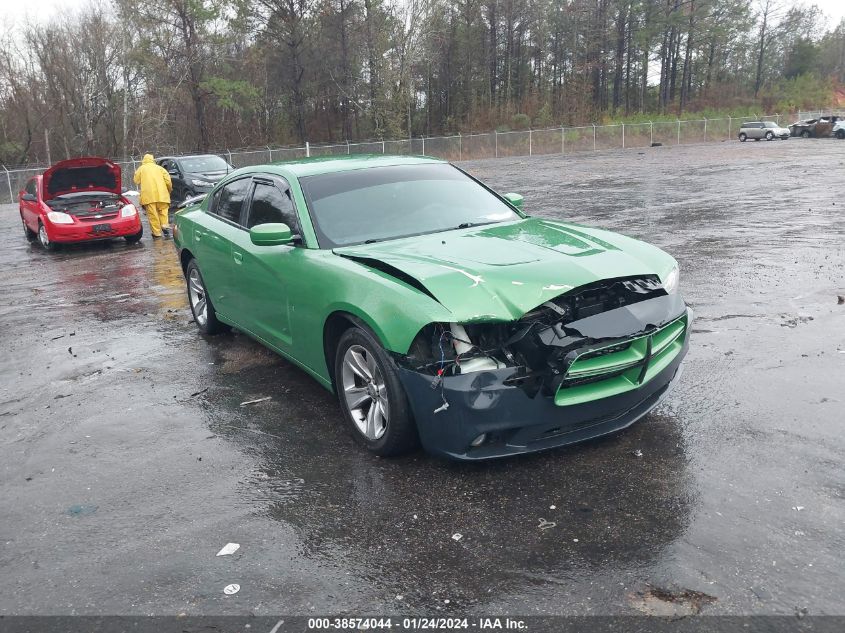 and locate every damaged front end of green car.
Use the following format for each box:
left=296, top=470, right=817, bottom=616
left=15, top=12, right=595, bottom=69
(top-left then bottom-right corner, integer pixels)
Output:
left=391, top=275, right=691, bottom=459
